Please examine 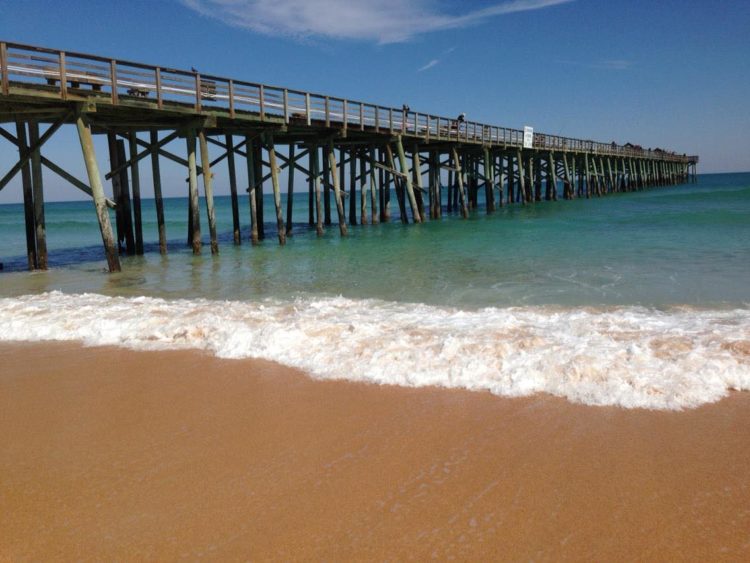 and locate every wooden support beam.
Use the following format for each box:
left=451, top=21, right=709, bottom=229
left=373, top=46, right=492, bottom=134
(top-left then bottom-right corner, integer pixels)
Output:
left=128, top=132, right=144, bottom=255
left=107, top=134, right=126, bottom=250
left=75, top=115, right=120, bottom=273
left=327, top=141, right=348, bottom=236
left=349, top=146, right=357, bottom=226
left=198, top=130, right=219, bottom=254
left=483, top=147, right=495, bottom=213
left=110, top=137, right=136, bottom=255
left=451, top=147, right=469, bottom=218
left=584, top=153, right=591, bottom=198
left=380, top=148, right=391, bottom=223
left=308, top=148, right=315, bottom=226
left=506, top=152, right=515, bottom=204
left=496, top=151, right=505, bottom=207
left=225, top=135, right=241, bottom=245
left=562, top=153, right=572, bottom=199
left=15, top=121, right=37, bottom=270
left=368, top=145, right=379, bottom=224
left=384, top=143, right=408, bottom=224
left=286, top=143, right=295, bottom=236
left=29, top=122, right=48, bottom=270
left=245, top=135, right=259, bottom=244
left=395, top=136, right=421, bottom=223
left=186, top=129, right=202, bottom=254
left=255, top=141, right=265, bottom=240
left=311, top=144, right=324, bottom=236
left=339, top=147, right=347, bottom=224
left=323, top=145, right=331, bottom=226
left=428, top=149, right=439, bottom=218
left=266, top=134, right=286, bottom=245
left=516, top=150, right=526, bottom=204
left=359, top=149, right=368, bottom=225
left=412, top=143, right=426, bottom=220
left=150, top=130, right=167, bottom=254
left=546, top=152, right=556, bottom=201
